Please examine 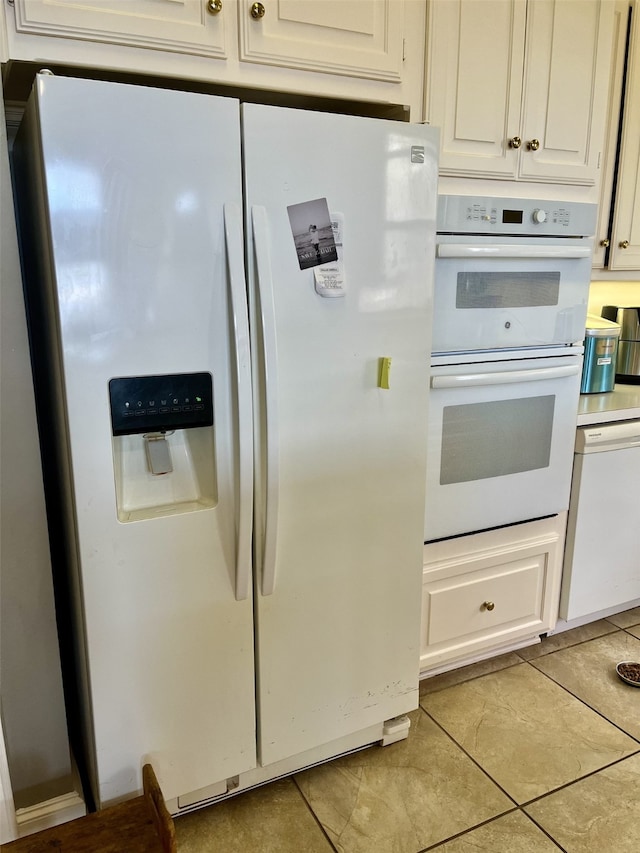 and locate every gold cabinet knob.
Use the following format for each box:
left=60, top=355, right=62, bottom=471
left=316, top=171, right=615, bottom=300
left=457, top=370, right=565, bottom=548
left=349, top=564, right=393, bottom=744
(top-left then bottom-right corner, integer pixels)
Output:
left=620, top=240, right=630, bottom=249
left=482, top=601, right=495, bottom=612
left=251, top=1, right=266, bottom=18
left=508, top=136, right=522, bottom=149
left=206, top=0, right=222, bottom=13
left=527, top=139, right=540, bottom=151
left=600, top=239, right=610, bottom=248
